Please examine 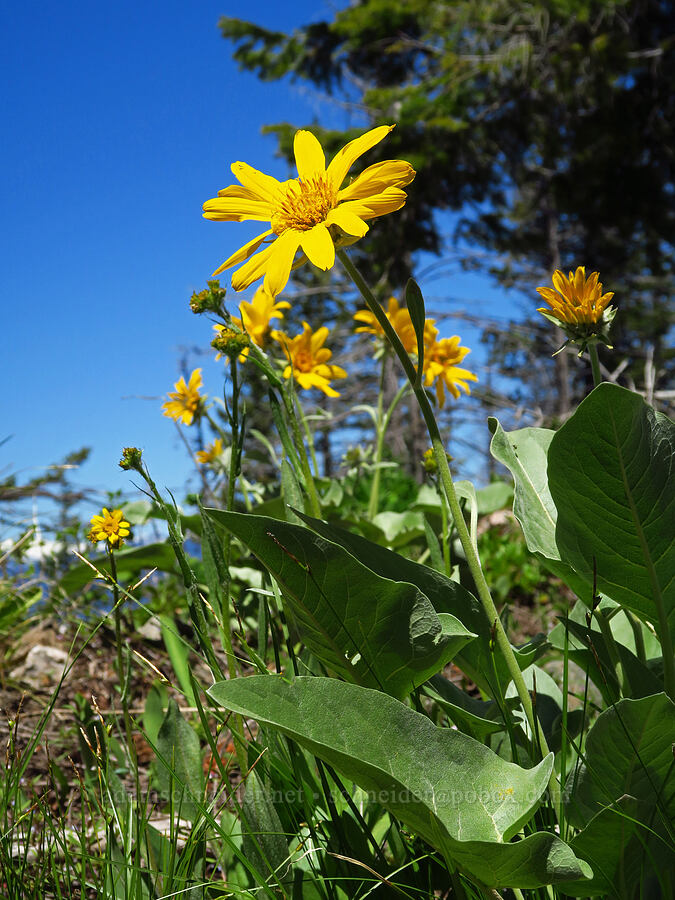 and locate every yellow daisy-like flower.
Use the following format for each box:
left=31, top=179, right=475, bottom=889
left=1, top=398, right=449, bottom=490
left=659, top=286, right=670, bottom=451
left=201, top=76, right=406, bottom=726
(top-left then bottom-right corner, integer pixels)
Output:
left=272, top=322, right=347, bottom=398
left=423, top=335, right=478, bottom=408
left=536, top=267, right=614, bottom=326
left=88, top=508, right=131, bottom=549
left=353, top=296, right=418, bottom=355
left=161, top=369, right=204, bottom=425
left=195, top=438, right=224, bottom=465
left=238, top=285, right=291, bottom=347
left=203, top=125, right=415, bottom=296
